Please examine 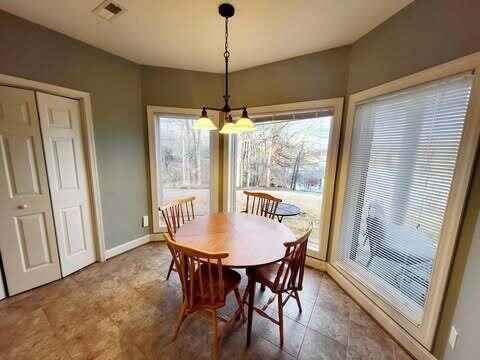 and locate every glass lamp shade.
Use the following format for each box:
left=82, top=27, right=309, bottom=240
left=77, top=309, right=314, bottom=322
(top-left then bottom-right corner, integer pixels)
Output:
left=192, top=116, right=217, bottom=130
left=219, top=122, right=239, bottom=134
left=235, top=116, right=255, bottom=132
